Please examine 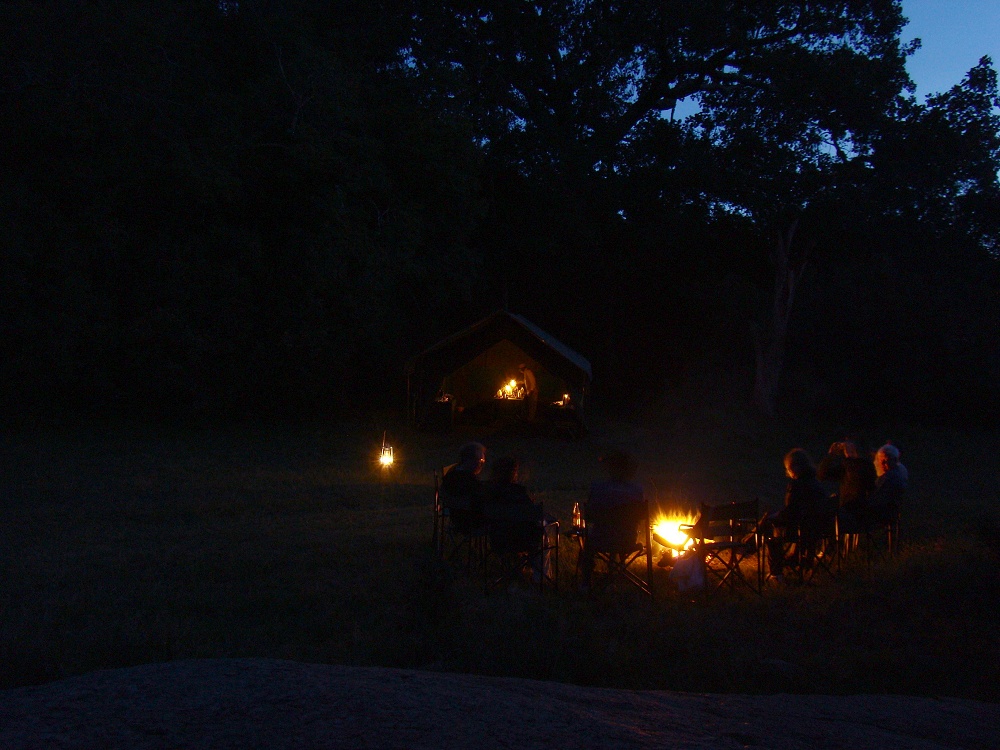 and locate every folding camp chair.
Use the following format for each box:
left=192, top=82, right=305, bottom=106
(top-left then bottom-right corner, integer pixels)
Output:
left=770, top=513, right=842, bottom=584
left=482, top=502, right=559, bottom=594
left=580, top=498, right=654, bottom=597
left=434, top=465, right=486, bottom=569
left=848, top=508, right=901, bottom=572
left=682, top=499, right=765, bottom=595
left=432, top=466, right=453, bottom=558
